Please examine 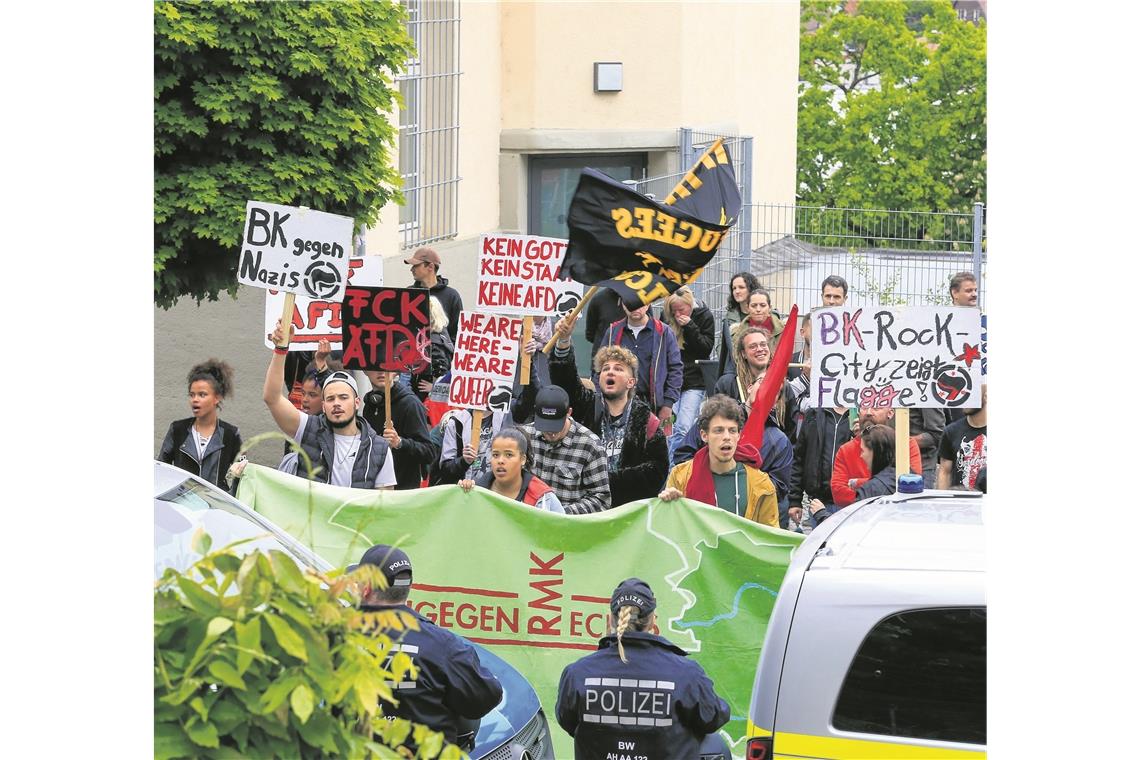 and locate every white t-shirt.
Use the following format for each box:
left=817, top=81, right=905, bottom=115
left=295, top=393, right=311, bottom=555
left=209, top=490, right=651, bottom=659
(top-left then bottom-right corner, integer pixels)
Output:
left=294, top=413, right=397, bottom=489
